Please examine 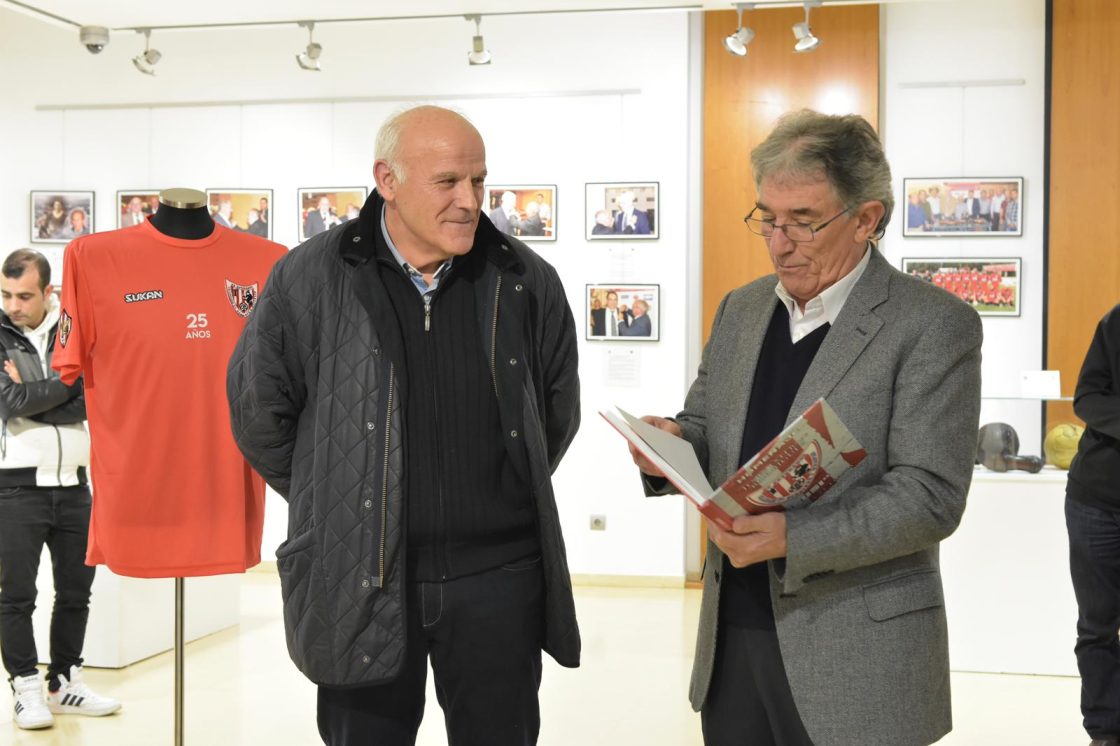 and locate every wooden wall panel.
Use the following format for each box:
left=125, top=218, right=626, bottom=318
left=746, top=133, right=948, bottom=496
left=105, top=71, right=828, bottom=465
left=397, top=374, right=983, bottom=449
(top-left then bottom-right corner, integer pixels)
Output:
left=1047, top=0, right=1120, bottom=428
left=697, top=7, right=877, bottom=569
left=702, top=5, right=879, bottom=338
